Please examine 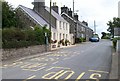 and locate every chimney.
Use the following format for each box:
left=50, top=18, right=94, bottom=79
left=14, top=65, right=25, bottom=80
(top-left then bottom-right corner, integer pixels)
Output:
left=51, top=2, right=59, bottom=14
left=74, top=13, right=79, bottom=20
left=82, top=21, right=88, bottom=26
left=32, top=0, right=45, bottom=13
left=61, top=5, right=69, bottom=14
left=68, top=8, right=72, bottom=17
